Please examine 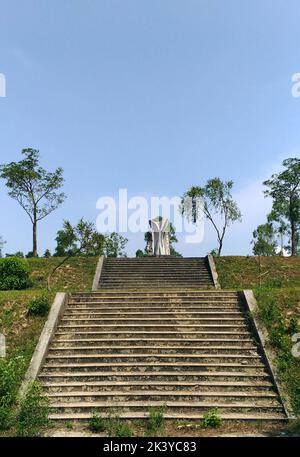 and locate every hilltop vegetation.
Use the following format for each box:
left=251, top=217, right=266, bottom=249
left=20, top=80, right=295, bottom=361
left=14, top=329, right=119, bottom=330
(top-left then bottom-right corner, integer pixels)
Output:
left=215, top=256, right=300, bottom=416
